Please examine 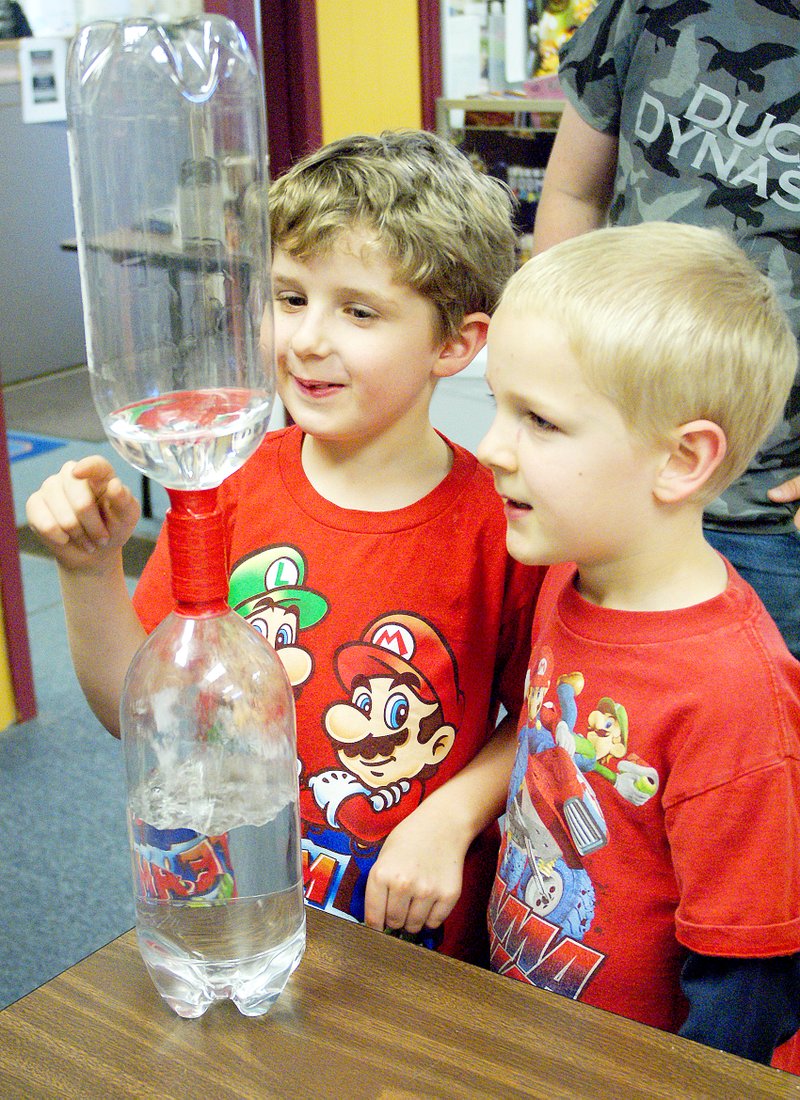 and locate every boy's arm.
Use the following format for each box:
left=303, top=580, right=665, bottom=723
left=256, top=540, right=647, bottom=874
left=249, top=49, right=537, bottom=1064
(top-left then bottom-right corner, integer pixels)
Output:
left=26, top=456, right=146, bottom=737
left=531, top=102, right=619, bottom=253
left=679, top=950, right=800, bottom=1063
left=363, top=713, right=518, bottom=935
left=57, top=556, right=147, bottom=737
